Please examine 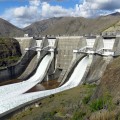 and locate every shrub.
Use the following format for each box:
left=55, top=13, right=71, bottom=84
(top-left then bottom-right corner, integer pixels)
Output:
left=39, top=112, right=55, bottom=120
left=82, top=94, right=91, bottom=104
left=89, top=98, right=104, bottom=112
left=72, top=110, right=86, bottom=120
left=115, top=111, right=120, bottom=120
left=89, top=93, right=113, bottom=112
